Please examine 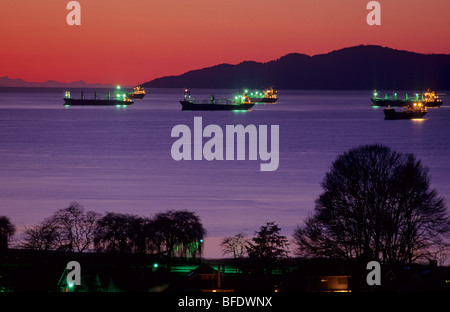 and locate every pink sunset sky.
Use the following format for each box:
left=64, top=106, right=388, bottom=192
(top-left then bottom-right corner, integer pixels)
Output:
left=1, top=0, right=449, bottom=86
